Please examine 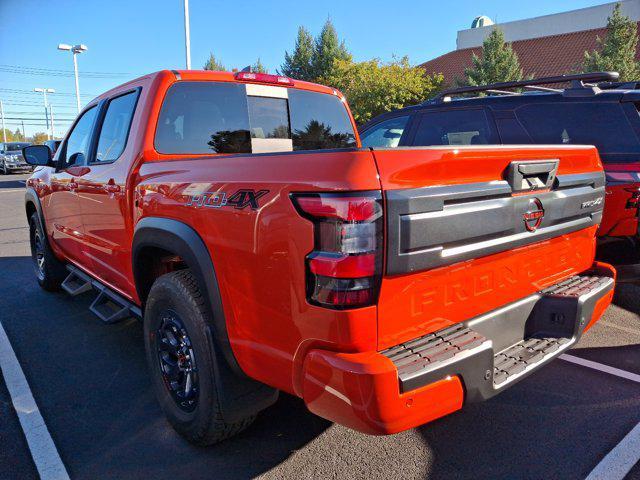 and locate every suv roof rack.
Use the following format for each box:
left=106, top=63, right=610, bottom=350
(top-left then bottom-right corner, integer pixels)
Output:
left=426, top=71, right=619, bottom=104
